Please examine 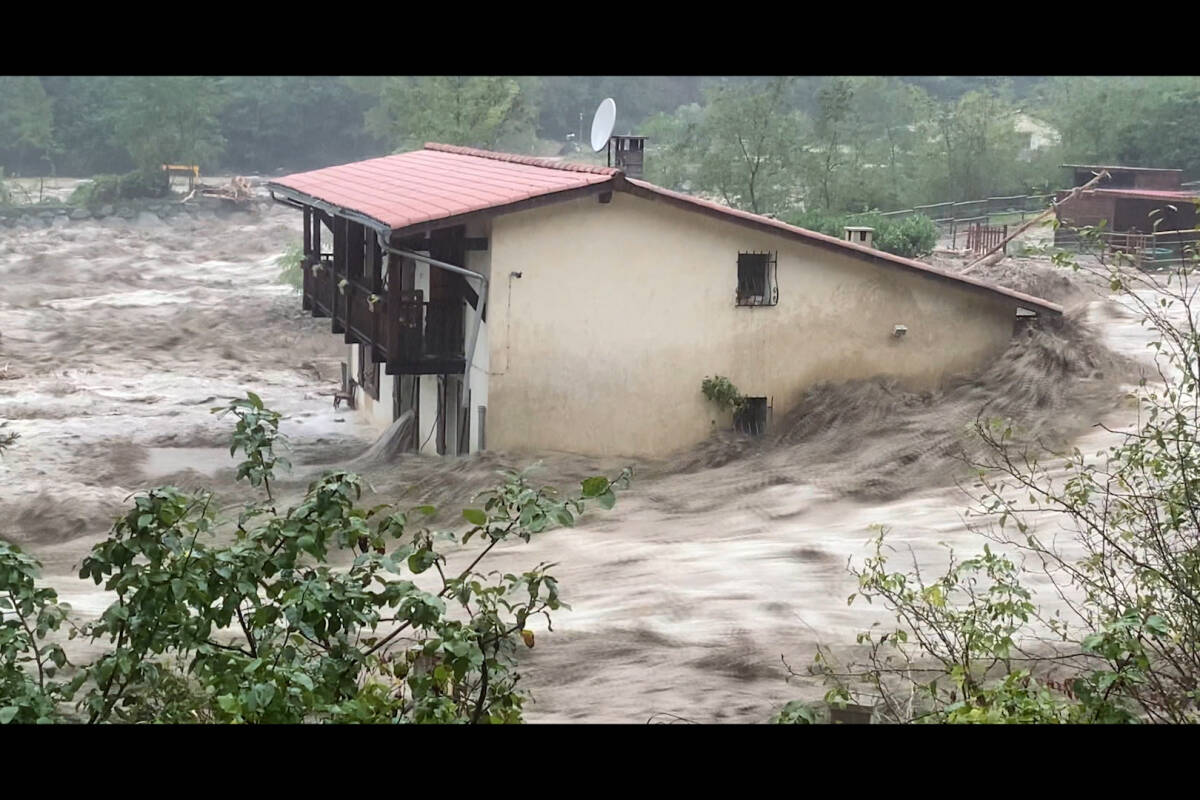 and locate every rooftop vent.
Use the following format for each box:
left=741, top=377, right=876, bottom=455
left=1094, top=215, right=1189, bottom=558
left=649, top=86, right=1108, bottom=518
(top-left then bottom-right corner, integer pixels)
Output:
left=844, top=226, right=875, bottom=249
left=608, top=134, right=647, bottom=179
